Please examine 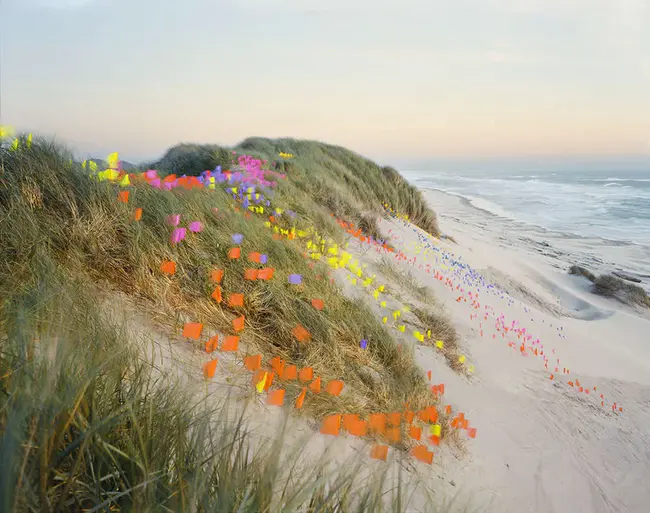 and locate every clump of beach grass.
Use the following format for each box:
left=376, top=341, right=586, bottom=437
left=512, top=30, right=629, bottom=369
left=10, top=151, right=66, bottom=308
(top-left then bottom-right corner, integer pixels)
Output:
left=569, top=265, right=650, bottom=309
left=378, top=258, right=432, bottom=304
